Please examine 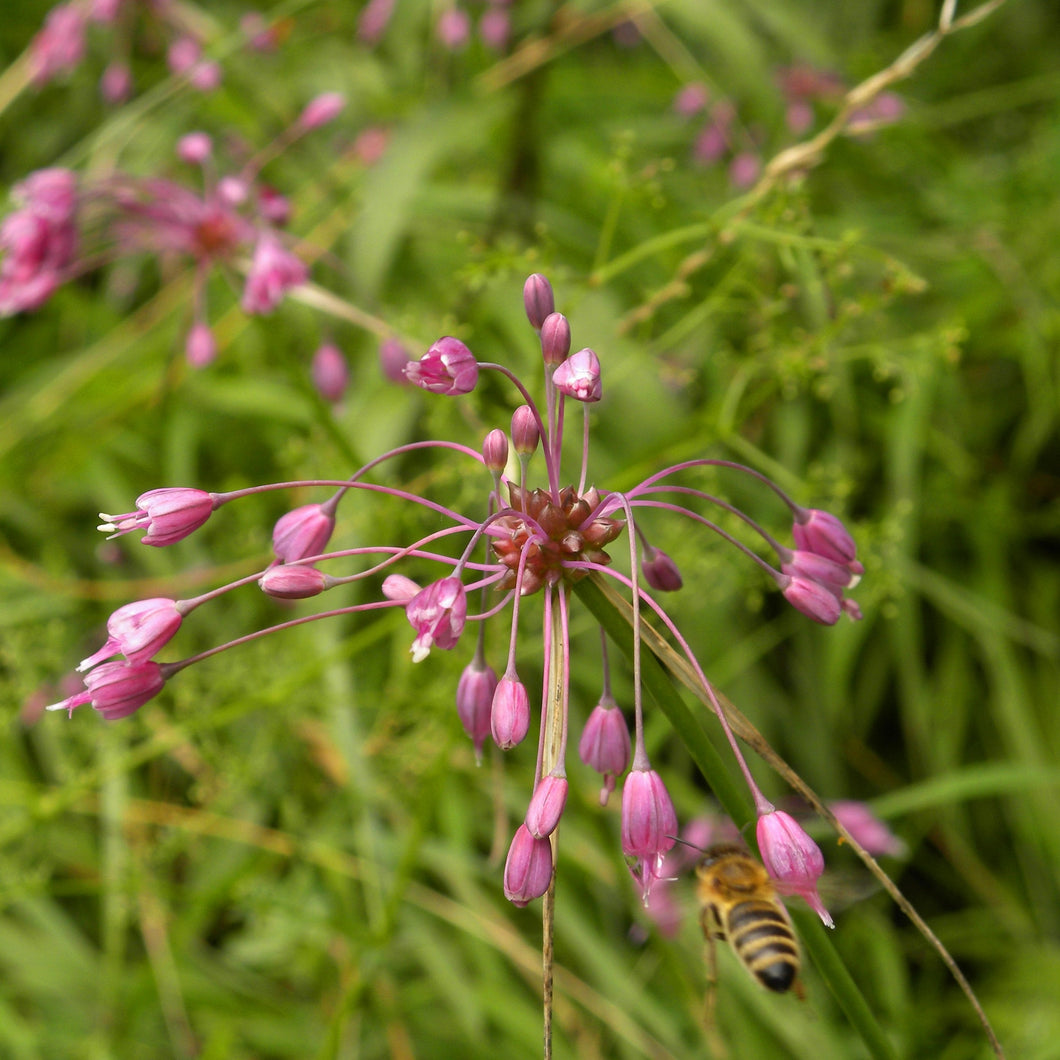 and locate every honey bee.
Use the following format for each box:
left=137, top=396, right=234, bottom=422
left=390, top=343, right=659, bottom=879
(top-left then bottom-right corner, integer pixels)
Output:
left=695, top=843, right=804, bottom=1006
